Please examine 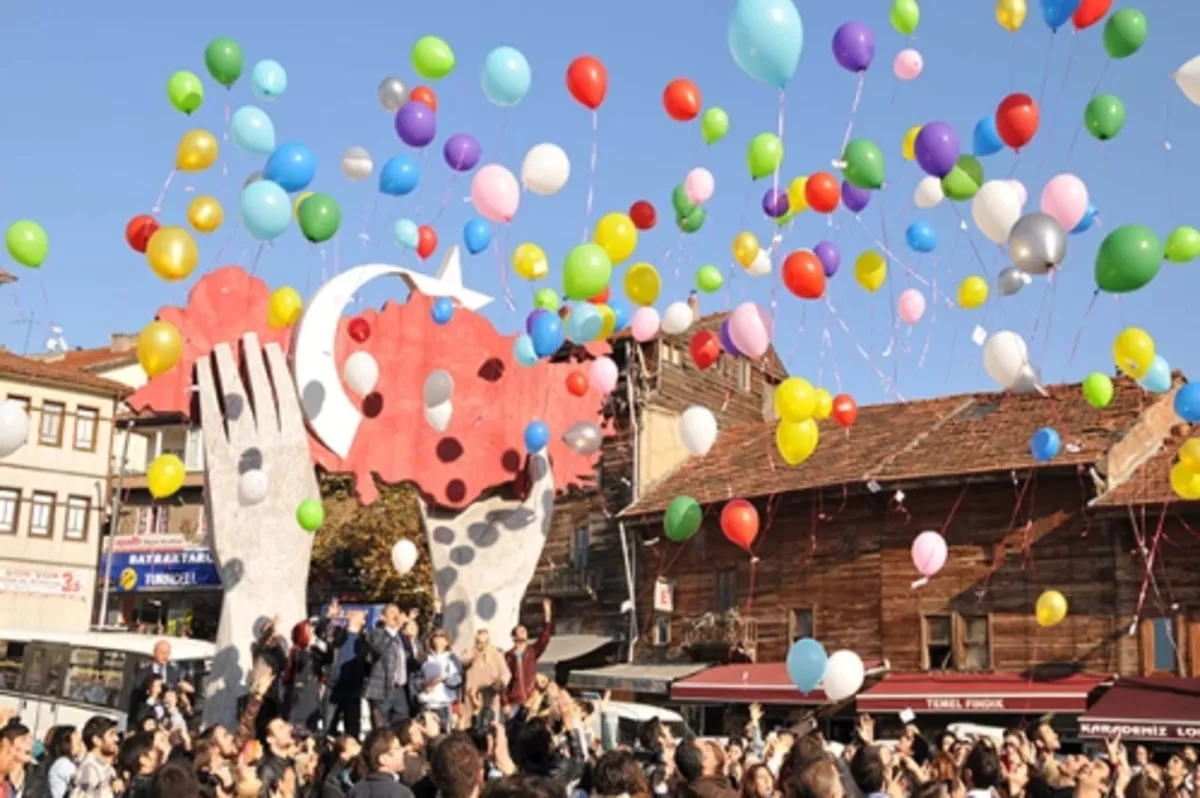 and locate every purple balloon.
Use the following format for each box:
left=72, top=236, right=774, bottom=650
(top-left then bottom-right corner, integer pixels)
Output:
left=832, top=21, right=876, bottom=73
left=395, top=101, right=436, bottom=148
left=443, top=133, right=481, bottom=172
left=762, top=188, right=789, bottom=218
left=719, top=319, right=743, bottom=358
left=914, top=122, right=960, bottom=178
left=813, top=240, right=842, bottom=277
left=841, top=181, right=871, bottom=214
